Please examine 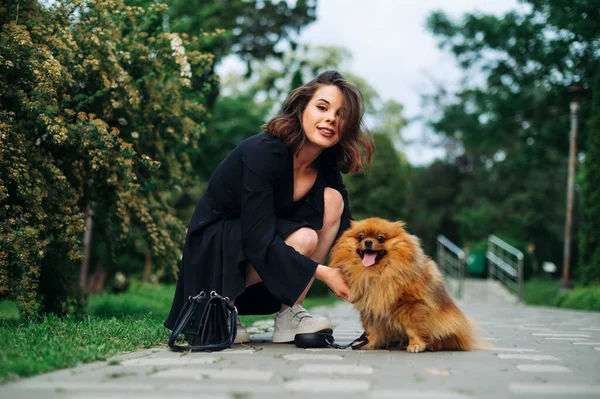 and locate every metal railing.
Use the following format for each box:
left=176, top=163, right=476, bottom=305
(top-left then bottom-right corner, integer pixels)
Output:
left=437, top=235, right=466, bottom=299
left=486, top=235, right=524, bottom=302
